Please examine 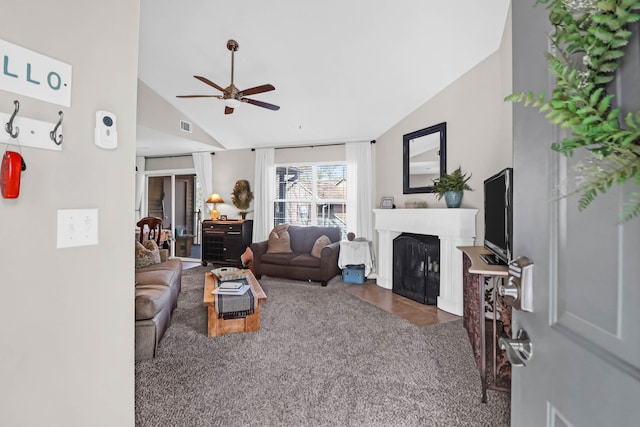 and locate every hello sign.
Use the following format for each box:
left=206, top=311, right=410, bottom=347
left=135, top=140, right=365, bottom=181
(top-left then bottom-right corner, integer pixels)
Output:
left=0, top=39, right=72, bottom=107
